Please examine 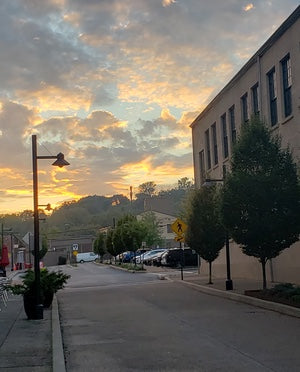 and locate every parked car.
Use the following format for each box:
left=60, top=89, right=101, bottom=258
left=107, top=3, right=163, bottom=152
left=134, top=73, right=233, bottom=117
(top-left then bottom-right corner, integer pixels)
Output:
left=118, top=250, right=147, bottom=263
left=160, top=248, right=198, bottom=267
left=148, top=250, right=167, bottom=266
left=142, top=249, right=167, bottom=265
left=76, top=252, right=99, bottom=263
